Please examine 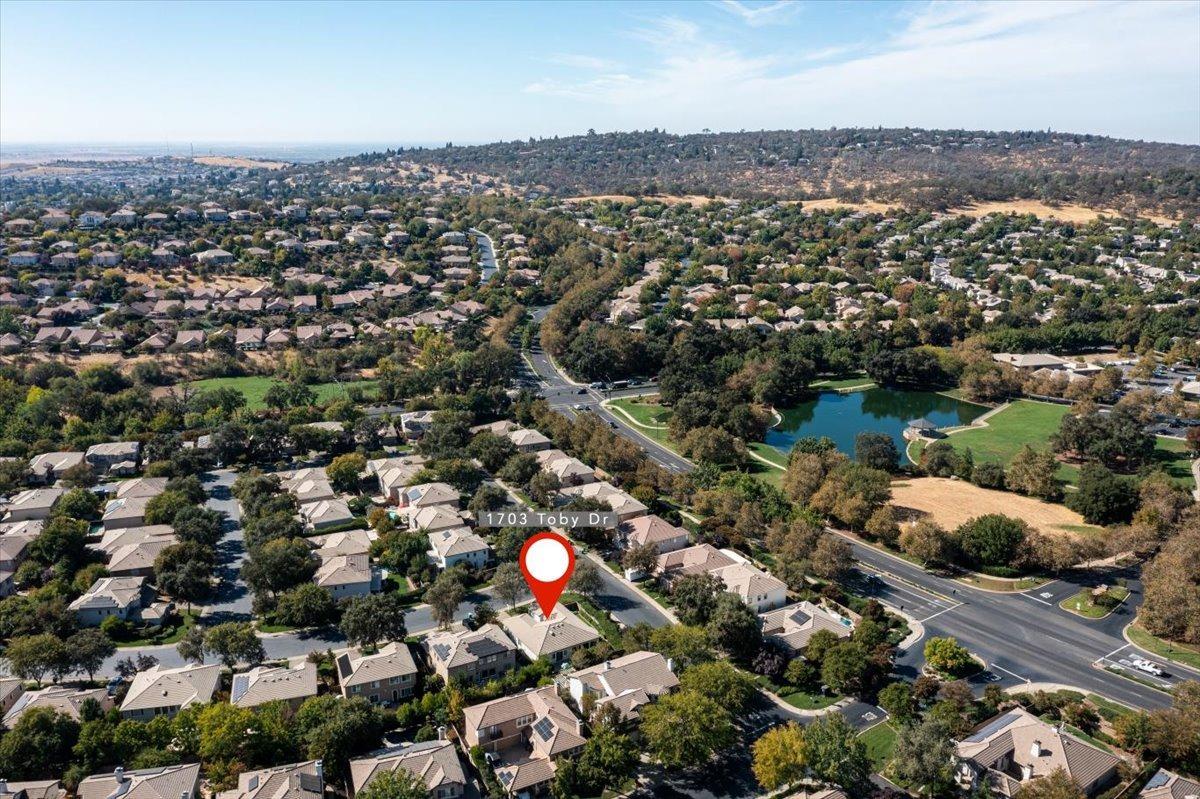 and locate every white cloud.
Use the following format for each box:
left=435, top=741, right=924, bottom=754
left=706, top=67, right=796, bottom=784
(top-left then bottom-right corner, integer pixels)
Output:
left=715, top=0, right=798, bottom=27
left=524, top=0, right=1200, bottom=143
left=546, top=53, right=621, bottom=71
